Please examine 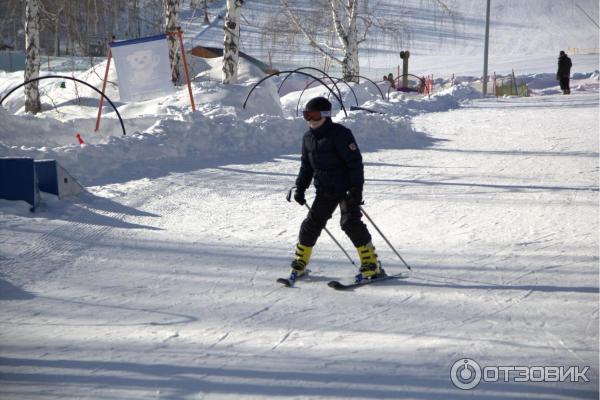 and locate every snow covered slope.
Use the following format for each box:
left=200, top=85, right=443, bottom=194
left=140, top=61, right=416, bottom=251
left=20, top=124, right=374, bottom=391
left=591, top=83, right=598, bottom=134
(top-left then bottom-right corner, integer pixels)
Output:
left=183, top=0, right=600, bottom=76
left=0, top=1, right=598, bottom=399
left=1, top=89, right=598, bottom=399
